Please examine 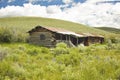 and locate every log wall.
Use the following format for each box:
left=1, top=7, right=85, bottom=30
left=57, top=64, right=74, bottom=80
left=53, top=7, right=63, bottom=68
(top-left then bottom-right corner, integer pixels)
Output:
left=29, top=31, right=55, bottom=47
